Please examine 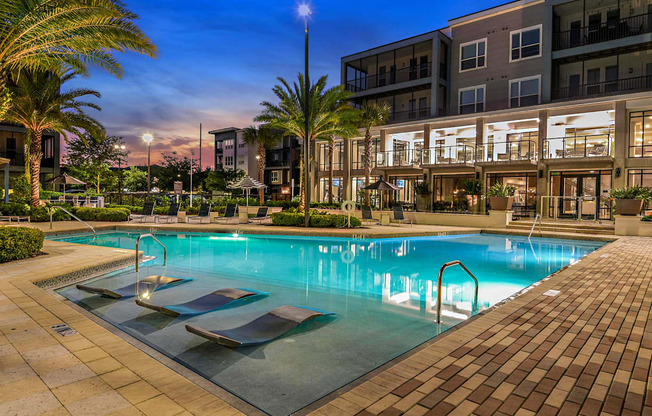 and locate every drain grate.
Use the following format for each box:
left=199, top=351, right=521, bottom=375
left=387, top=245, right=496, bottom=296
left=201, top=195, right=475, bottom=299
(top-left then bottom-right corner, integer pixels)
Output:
left=50, top=323, right=77, bottom=337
